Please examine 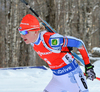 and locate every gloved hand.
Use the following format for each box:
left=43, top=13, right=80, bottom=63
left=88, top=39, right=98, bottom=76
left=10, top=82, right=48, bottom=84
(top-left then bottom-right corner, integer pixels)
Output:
left=85, top=63, right=96, bottom=81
